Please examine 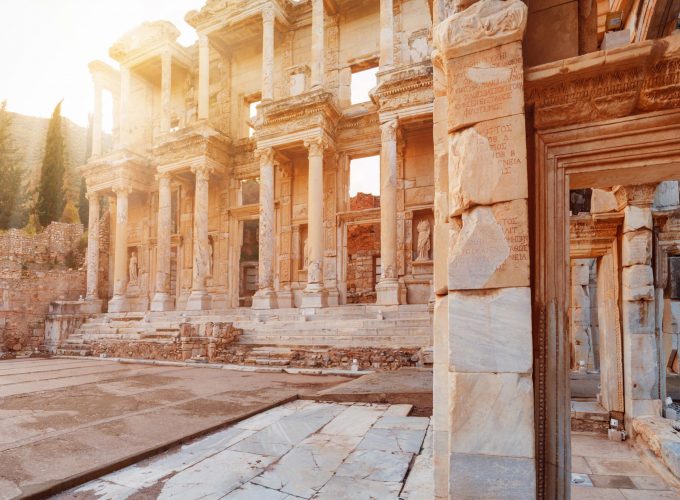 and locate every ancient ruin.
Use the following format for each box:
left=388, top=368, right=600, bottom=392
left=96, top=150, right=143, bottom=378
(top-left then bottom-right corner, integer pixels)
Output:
left=2, top=0, right=680, bottom=498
